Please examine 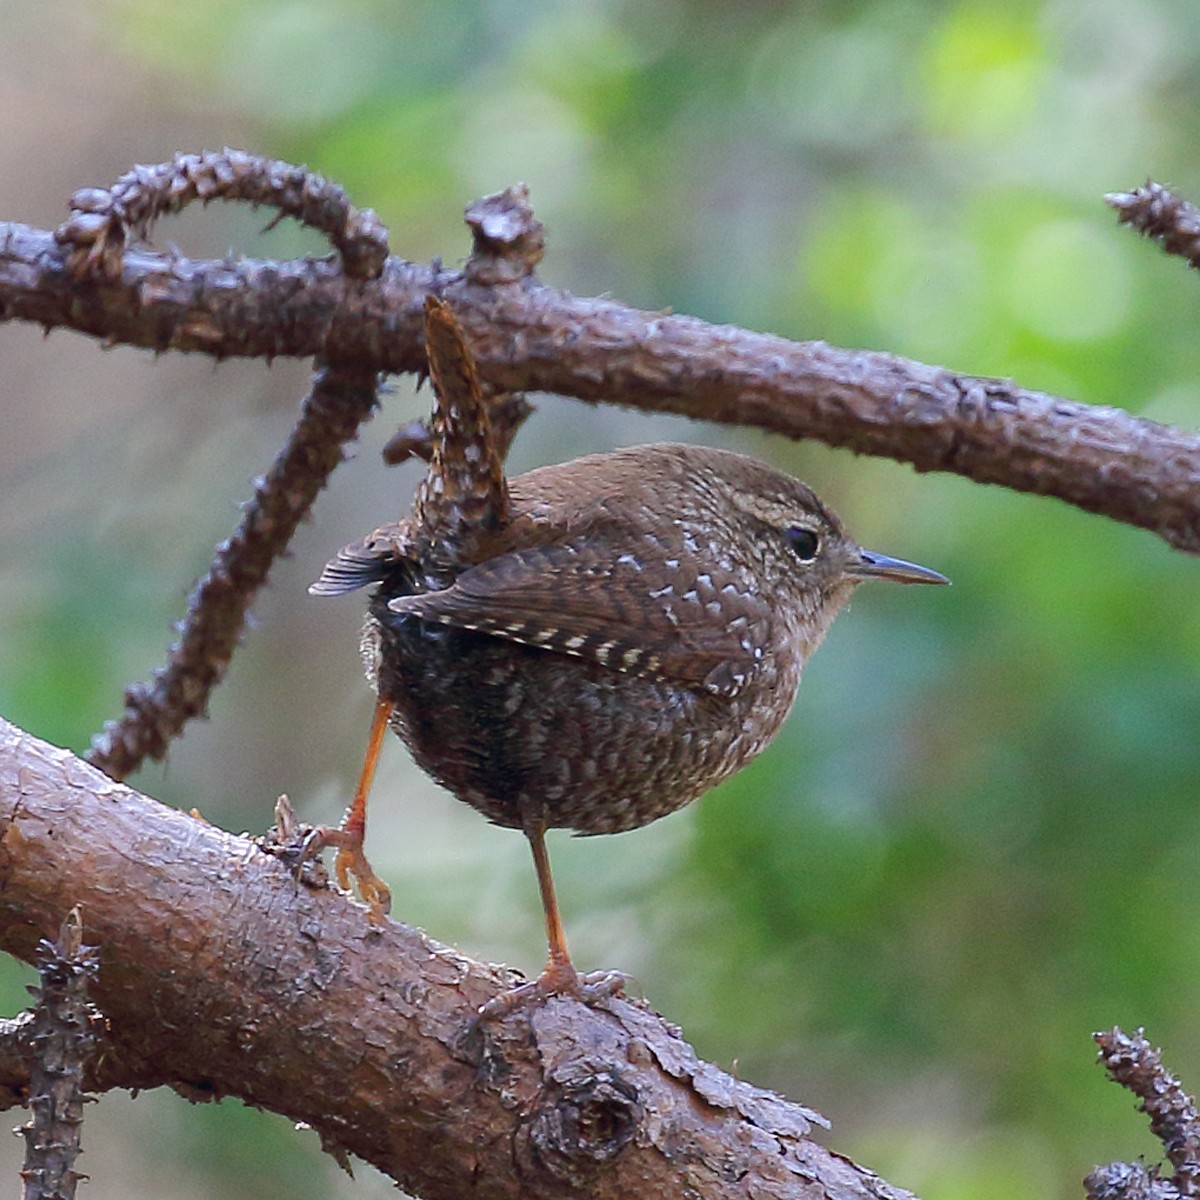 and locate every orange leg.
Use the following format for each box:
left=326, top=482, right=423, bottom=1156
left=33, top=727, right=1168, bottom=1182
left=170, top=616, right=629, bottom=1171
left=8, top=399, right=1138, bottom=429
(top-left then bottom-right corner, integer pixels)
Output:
left=478, top=822, right=625, bottom=1017
left=305, top=697, right=394, bottom=917
left=529, top=822, right=578, bottom=991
